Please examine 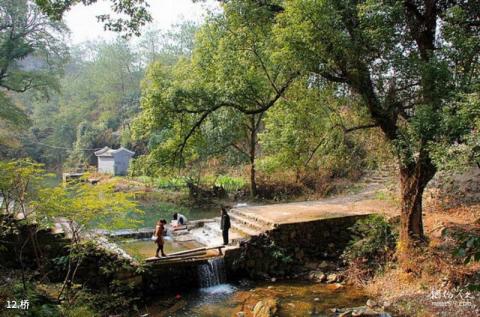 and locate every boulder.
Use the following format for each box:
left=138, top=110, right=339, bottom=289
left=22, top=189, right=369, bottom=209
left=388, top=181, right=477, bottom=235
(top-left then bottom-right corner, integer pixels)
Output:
left=327, top=273, right=338, bottom=283
left=253, top=298, right=278, bottom=317
left=309, top=271, right=327, bottom=282
left=366, top=299, right=377, bottom=308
